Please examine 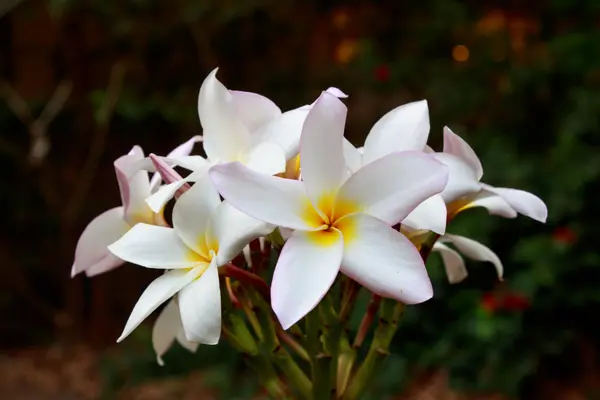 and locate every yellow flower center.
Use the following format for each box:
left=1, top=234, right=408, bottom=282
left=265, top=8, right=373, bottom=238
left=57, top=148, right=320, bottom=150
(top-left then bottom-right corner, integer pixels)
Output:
left=302, top=192, right=361, bottom=246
